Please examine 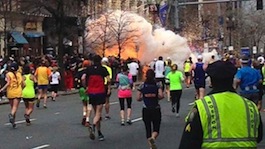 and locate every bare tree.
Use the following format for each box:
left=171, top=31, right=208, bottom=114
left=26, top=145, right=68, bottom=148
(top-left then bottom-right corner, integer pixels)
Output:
left=85, top=11, right=142, bottom=60
left=85, top=12, right=116, bottom=56
left=108, top=11, right=142, bottom=60
left=239, top=8, right=265, bottom=52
